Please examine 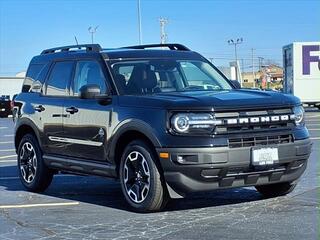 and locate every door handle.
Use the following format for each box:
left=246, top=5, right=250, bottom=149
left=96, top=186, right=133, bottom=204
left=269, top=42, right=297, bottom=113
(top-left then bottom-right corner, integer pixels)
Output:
left=66, top=106, right=79, bottom=114
left=34, top=105, right=45, bottom=112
